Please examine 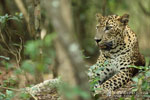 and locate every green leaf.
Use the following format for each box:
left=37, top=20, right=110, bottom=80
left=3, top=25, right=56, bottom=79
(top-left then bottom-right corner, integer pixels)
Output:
left=59, top=83, right=90, bottom=99
left=90, top=65, right=96, bottom=70
left=8, top=16, right=20, bottom=22
left=19, top=92, right=30, bottom=99
left=131, top=84, right=137, bottom=87
left=144, top=94, right=150, bottom=97
left=25, top=40, right=42, bottom=59
left=3, top=62, right=14, bottom=70
left=12, top=43, right=21, bottom=47
left=129, top=65, right=143, bottom=70
left=104, top=60, right=108, bottom=66
left=119, top=97, right=124, bottom=100
left=145, top=71, right=150, bottom=77
left=94, top=87, right=103, bottom=91
left=95, top=67, right=104, bottom=73
left=21, top=60, right=35, bottom=75
left=19, top=13, right=23, bottom=19
left=130, top=96, right=135, bottom=100
left=0, top=14, right=9, bottom=25
left=0, top=56, right=10, bottom=60
left=0, top=71, right=2, bottom=74
left=6, top=90, right=14, bottom=99
left=141, top=82, right=149, bottom=90
left=132, top=77, right=138, bottom=83
left=15, top=12, right=23, bottom=19
left=132, top=88, right=138, bottom=92
left=0, top=96, right=4, bottom=100
left=14, top=68, right=22, bottom=75
left=43, top=33, right=56, bottom=46
left=0, top=92, right=5, bottom=98
left=78, top=90, right=90, bottom=99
